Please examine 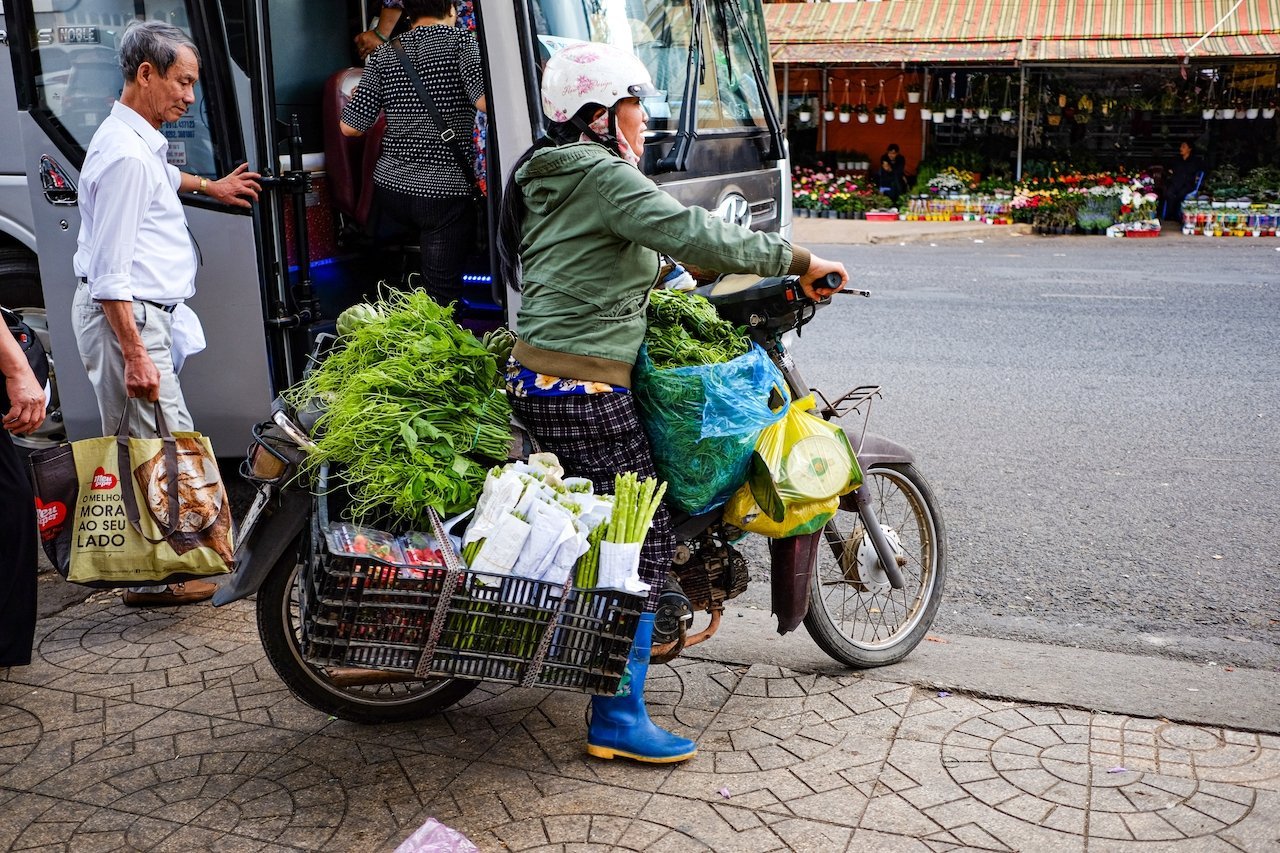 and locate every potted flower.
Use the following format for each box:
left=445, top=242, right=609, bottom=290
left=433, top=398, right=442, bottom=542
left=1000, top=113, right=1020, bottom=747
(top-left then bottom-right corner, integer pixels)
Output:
left=944, top=102, right=957, bottom=118
left=907, top=83, right=921, bottom=104
left=977, top=104, right=991, bottom=120
left=855, top=103, right=870, bottom=123
left=823, top=101, right=837, bottom=122
left=931, top=103, right=946, bottom=124
left=1046, top=104, right=1062, bottom=126
left=961, top=104, right=974, bottom=121
left=1264, top=100, right=1277, bottom=119
left=839, top=102, right=853, bottom=123
left=920, top=103, right=933, bottom=120
left=873, top=103, right=888, bottom=124
left=1000, top=106, right=1015, bottom=121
